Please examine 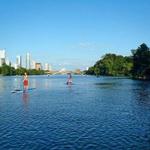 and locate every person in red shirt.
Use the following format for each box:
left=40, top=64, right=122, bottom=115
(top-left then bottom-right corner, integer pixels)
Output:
left=23, top=72, right=29, bottom=91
